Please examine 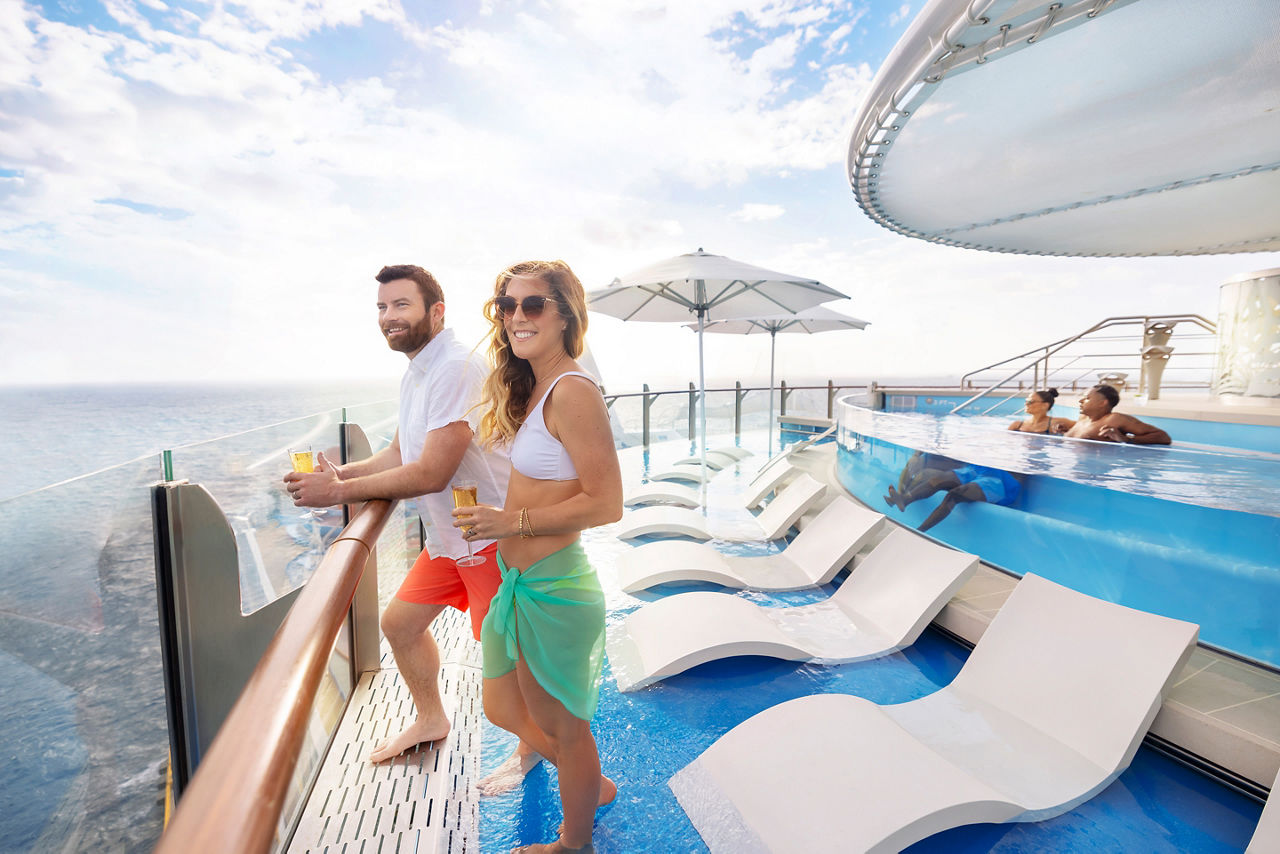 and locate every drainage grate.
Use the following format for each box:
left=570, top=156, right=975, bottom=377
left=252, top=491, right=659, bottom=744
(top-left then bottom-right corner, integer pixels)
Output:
left=290, top=609, right=482, bottom=853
